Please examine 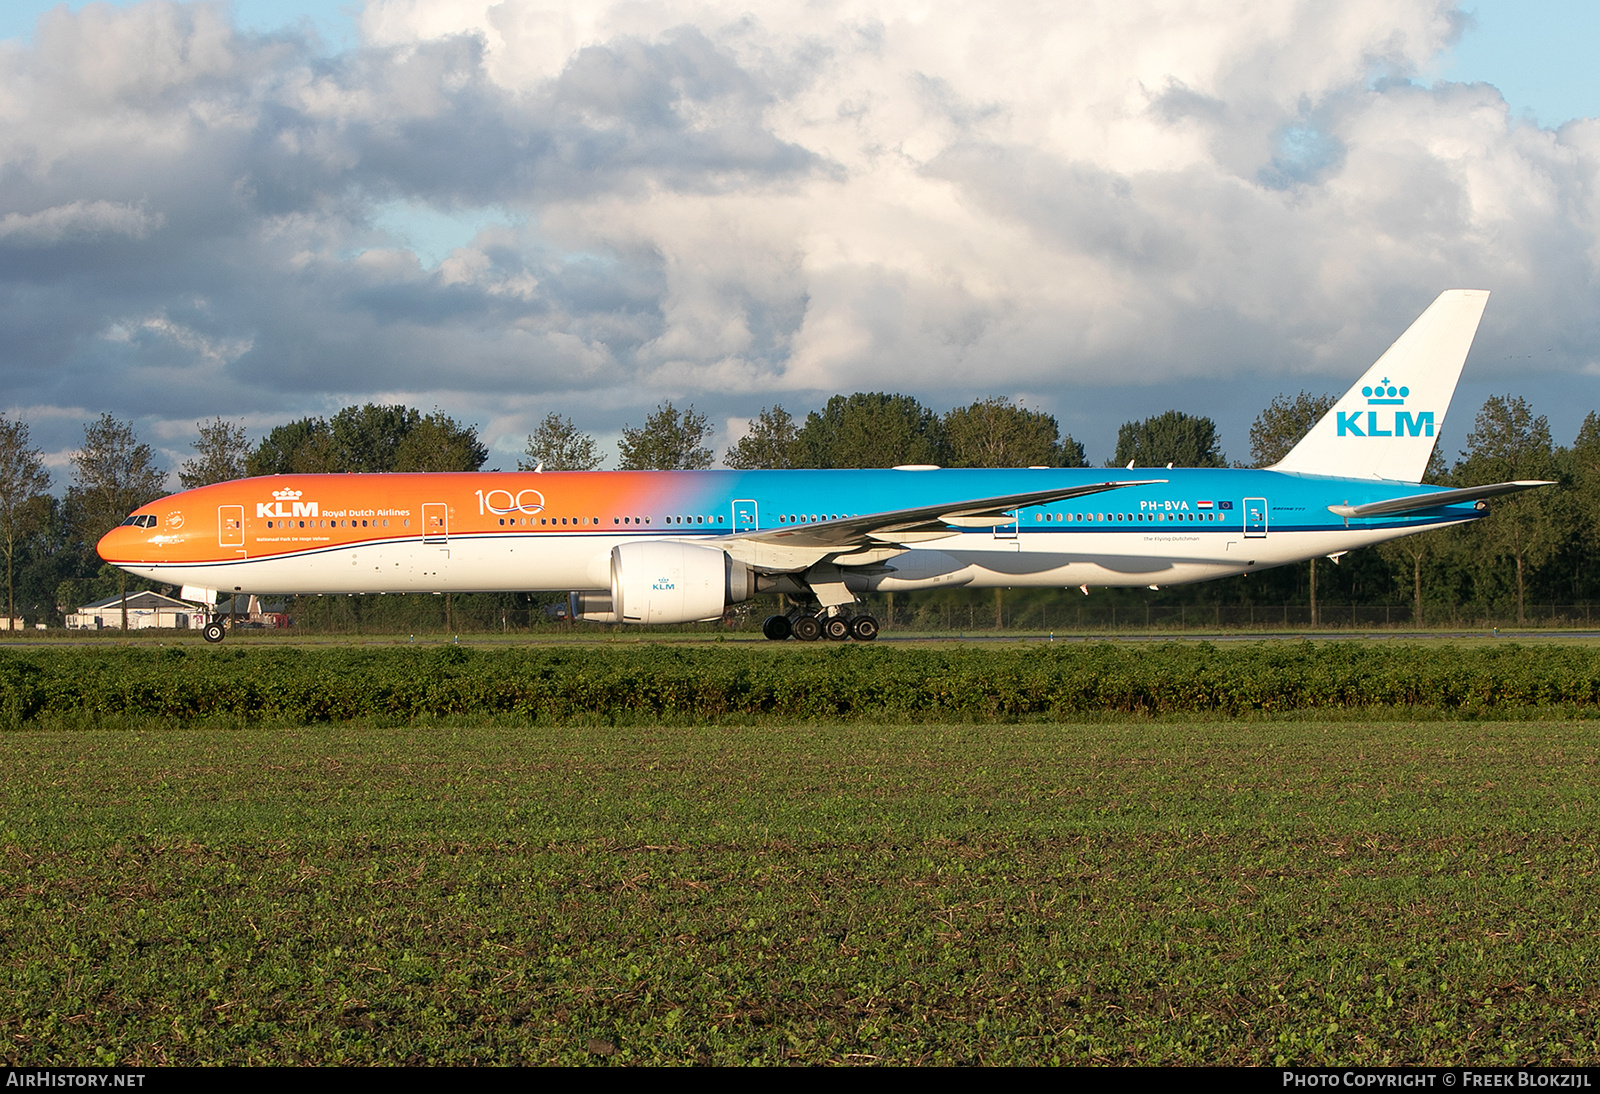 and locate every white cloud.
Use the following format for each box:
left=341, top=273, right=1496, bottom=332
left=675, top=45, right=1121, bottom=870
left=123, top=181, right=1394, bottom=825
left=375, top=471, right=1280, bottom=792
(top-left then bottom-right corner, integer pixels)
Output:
left=0, top=200, right=163, bottom=243
left=350, top=0, right=1599, bottom=397
left=104, top=314, right=254, bottom=367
